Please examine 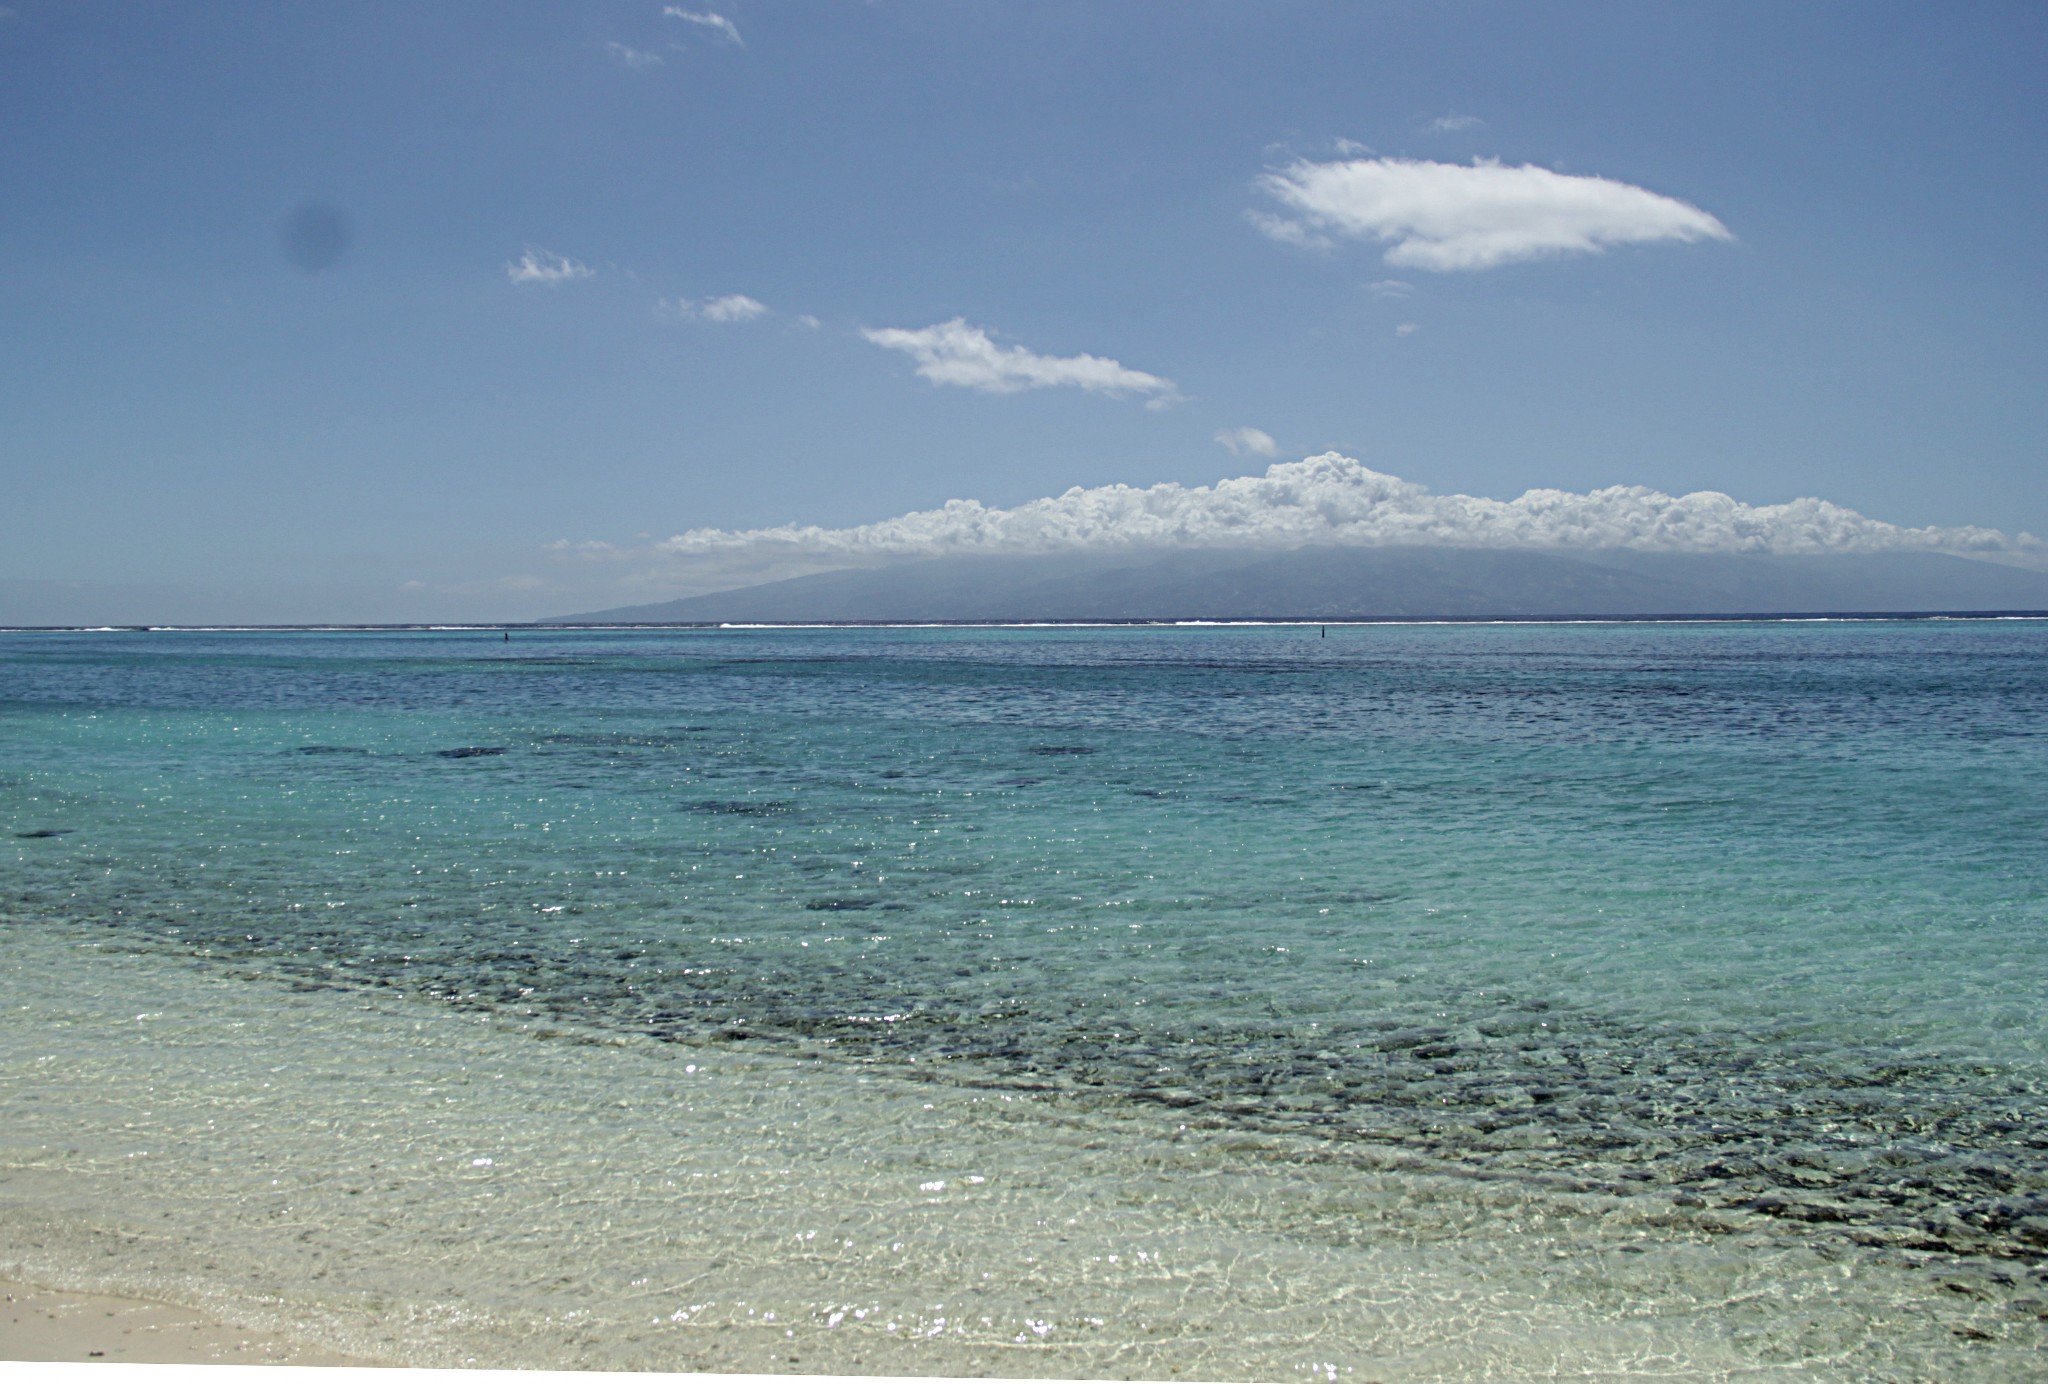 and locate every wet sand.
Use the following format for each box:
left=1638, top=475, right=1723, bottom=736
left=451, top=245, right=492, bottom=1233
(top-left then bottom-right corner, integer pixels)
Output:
left=5, top=922, right=2035, bottom=1380
left=1, top=1276, right=372, bottom=1365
